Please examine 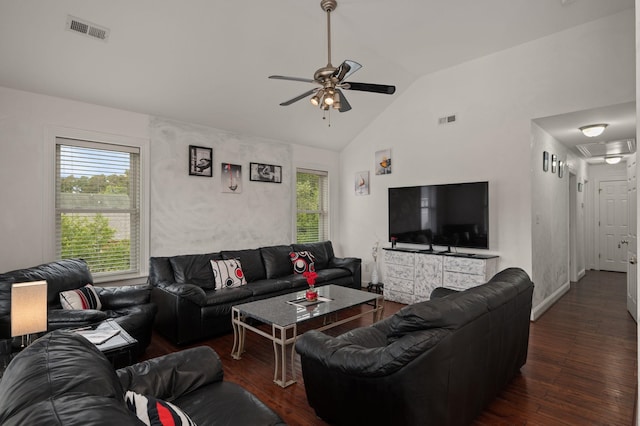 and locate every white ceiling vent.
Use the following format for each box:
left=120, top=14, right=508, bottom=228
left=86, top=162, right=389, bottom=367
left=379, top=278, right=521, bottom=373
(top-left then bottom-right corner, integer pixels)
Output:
left=576, top=138, right=636, bottom=158
left=438, top=114, right=457, bottom=125
left=66, top=15, right=110, bottom=41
